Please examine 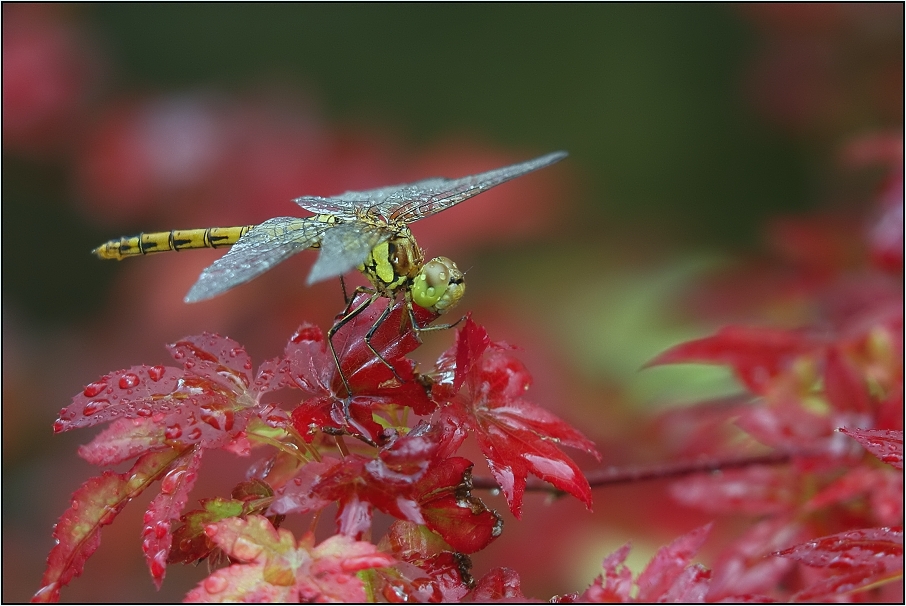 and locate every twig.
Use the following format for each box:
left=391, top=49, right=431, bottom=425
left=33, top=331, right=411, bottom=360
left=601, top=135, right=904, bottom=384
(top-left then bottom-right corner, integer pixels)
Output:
left=471, top=451, right=793, bottom=492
